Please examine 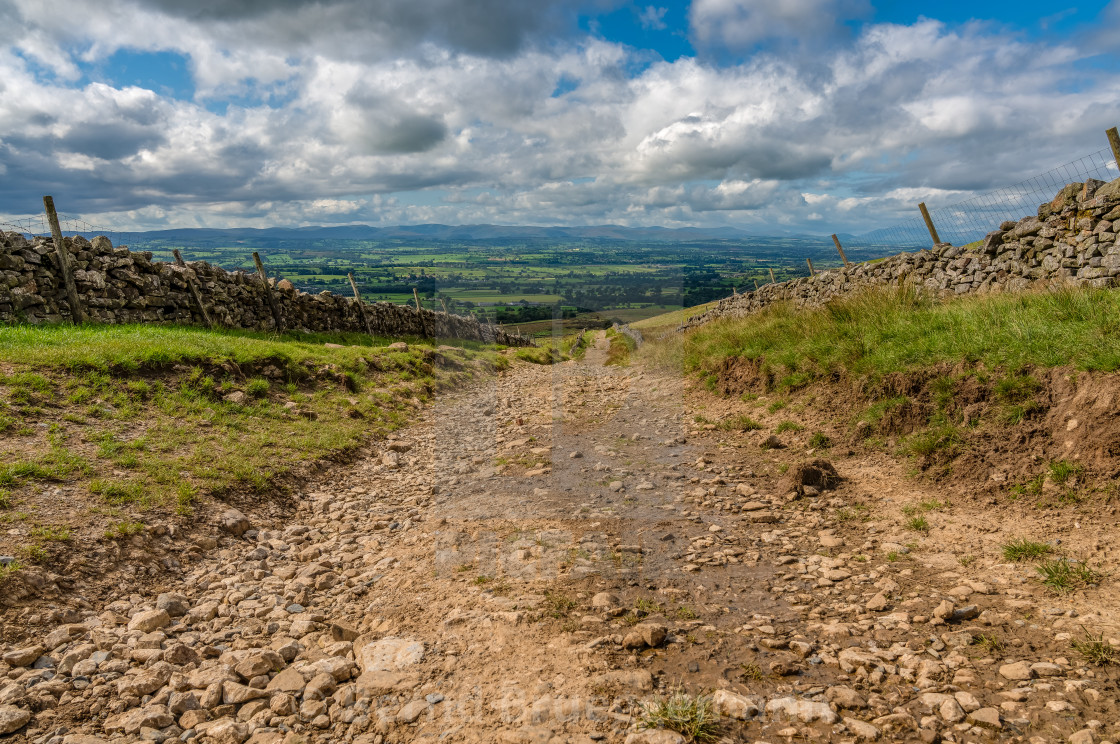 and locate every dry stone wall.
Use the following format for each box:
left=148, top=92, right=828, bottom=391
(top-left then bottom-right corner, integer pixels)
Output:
left=685, top=177, right=1120, bottom=329
left=0, top=233, right=532, bottom=346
